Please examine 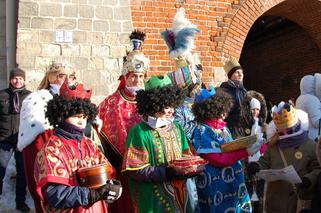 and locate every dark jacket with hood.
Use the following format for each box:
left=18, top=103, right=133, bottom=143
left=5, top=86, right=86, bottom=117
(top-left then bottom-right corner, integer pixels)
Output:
left=0, top=86, right=31, bottom=144
left=220, top=79, right=246, bottom=136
